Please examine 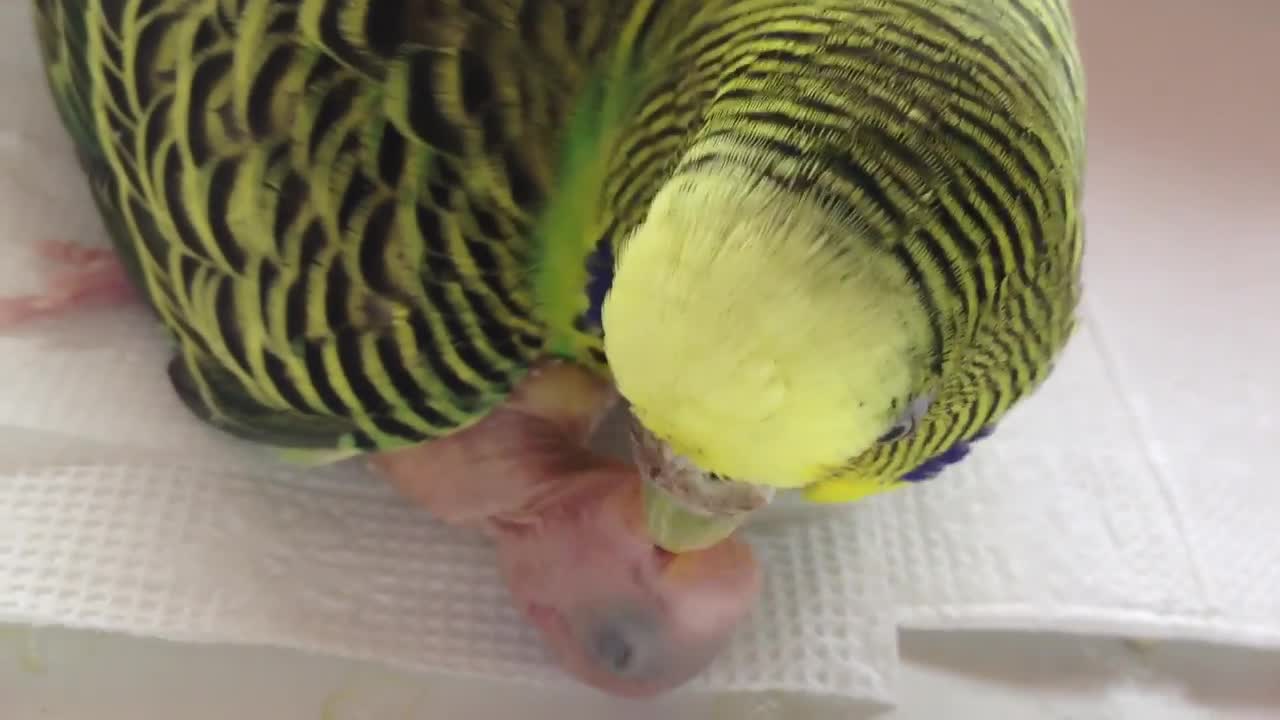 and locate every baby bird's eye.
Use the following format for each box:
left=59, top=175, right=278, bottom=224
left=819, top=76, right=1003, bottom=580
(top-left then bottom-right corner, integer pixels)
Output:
left=877, top=393, right=935, bottom=444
